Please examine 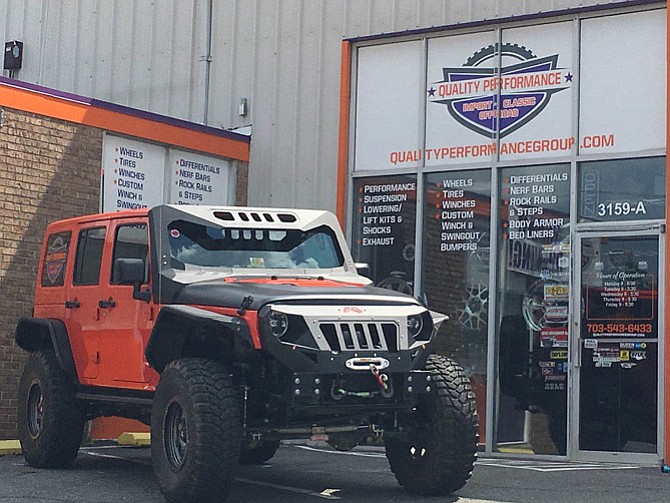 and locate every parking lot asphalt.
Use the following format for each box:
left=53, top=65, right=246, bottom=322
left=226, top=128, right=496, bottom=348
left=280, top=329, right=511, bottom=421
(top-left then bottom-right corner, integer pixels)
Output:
left=2, top=442, right=670, bottom=503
